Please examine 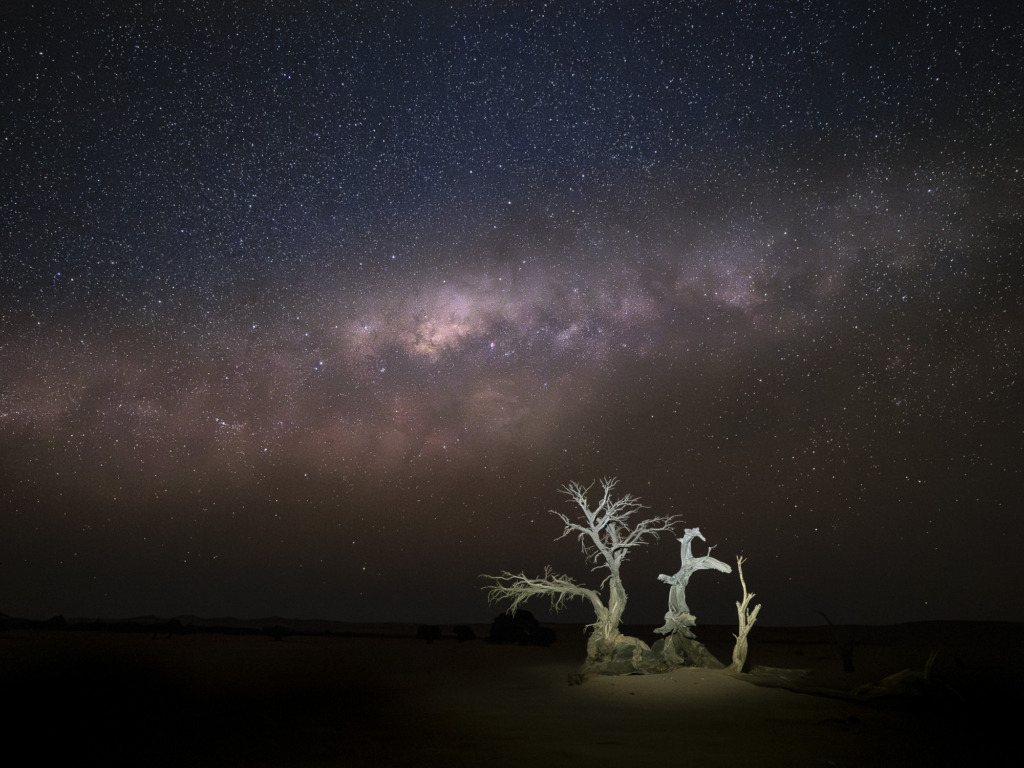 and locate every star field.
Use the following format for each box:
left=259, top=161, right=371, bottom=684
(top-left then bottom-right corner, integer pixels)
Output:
left=1, top=1, right=1022, bottom=625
